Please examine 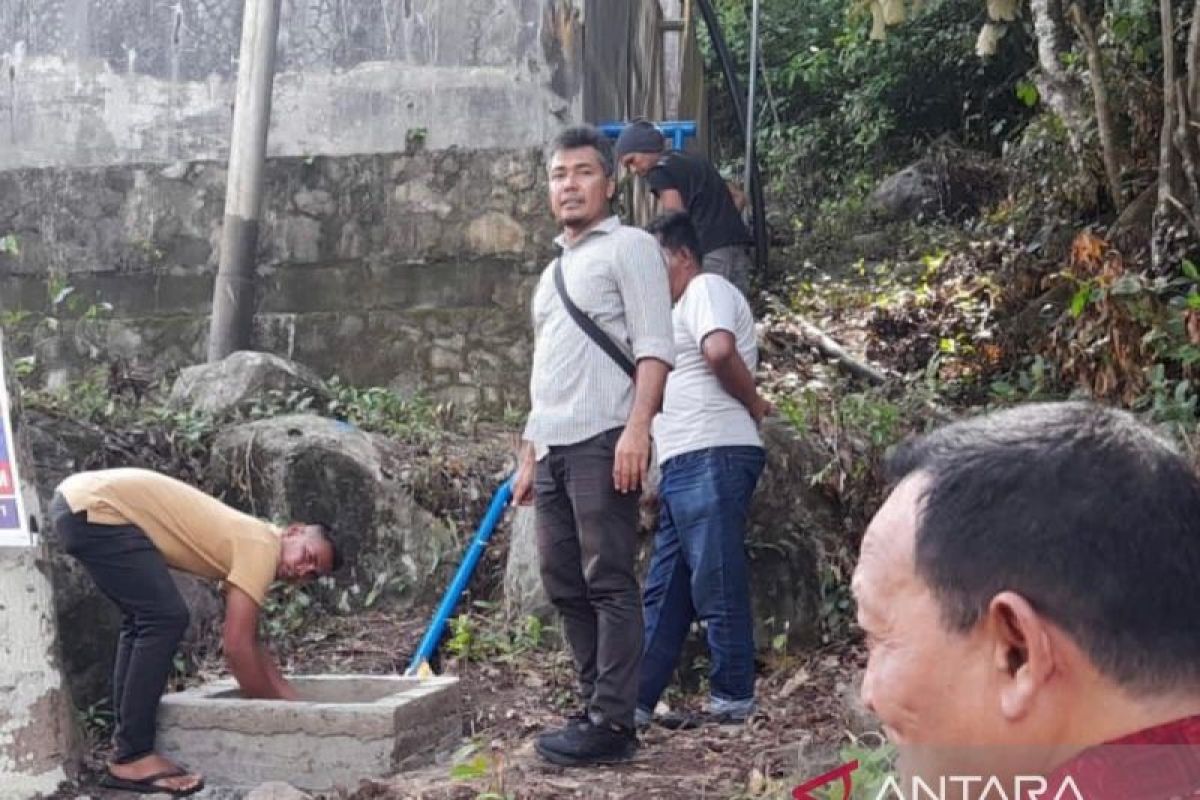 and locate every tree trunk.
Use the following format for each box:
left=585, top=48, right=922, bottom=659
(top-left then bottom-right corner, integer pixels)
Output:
left=1153, top=0, right=1184, bottom=271
left=1069, top=3, right=1125, bottom=211
left=1188, top=0, right=1200, bottom=114
left=1029, top=0, right=1091, bottom=152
